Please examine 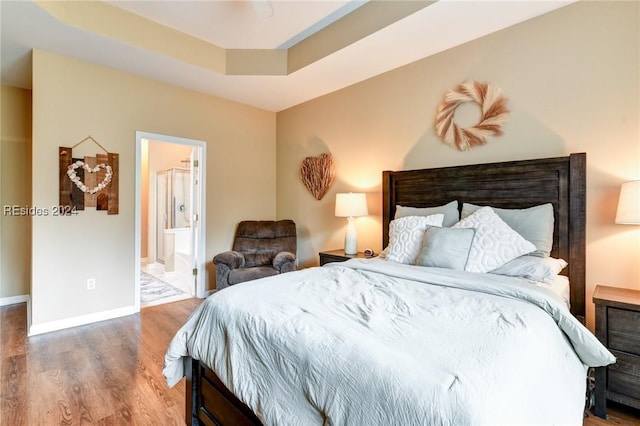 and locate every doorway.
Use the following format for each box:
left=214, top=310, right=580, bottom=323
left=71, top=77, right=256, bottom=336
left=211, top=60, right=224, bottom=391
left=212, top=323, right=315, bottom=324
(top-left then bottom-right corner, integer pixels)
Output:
left=135, top=132, right=206, bottom=309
